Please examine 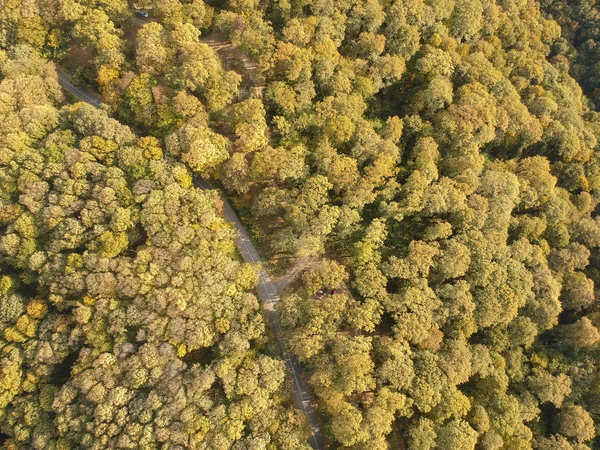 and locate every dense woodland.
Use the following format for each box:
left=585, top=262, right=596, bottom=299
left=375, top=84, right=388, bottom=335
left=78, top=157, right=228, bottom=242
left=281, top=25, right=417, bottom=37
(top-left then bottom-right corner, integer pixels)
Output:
left=0, top=51, right=310, bottom=449
left=540, top=0, right=600, bottom=109
left=2, top=0, right=600, bottom=449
